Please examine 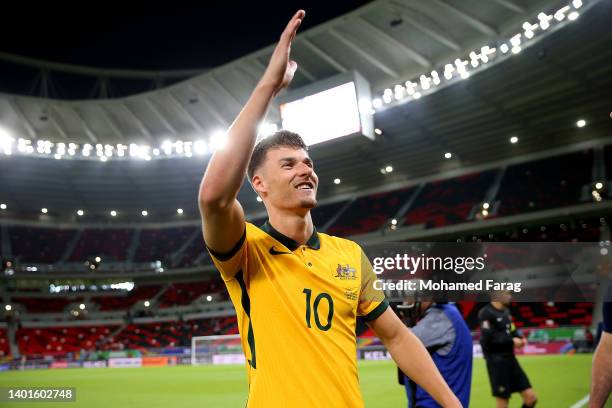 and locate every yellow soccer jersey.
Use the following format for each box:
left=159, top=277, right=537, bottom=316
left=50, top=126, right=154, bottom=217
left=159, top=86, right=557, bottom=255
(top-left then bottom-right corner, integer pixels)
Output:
left=207, top=221, right=388, bottom=408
